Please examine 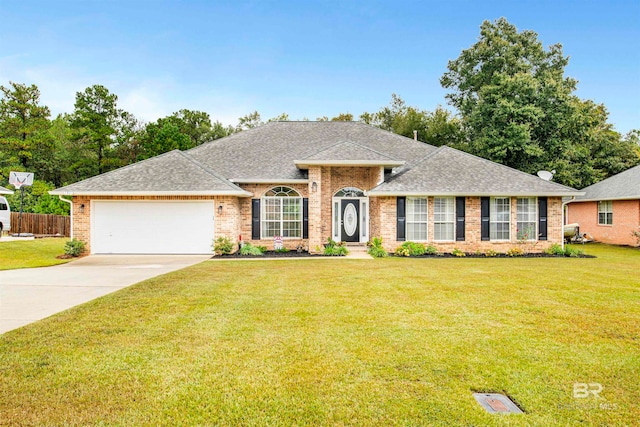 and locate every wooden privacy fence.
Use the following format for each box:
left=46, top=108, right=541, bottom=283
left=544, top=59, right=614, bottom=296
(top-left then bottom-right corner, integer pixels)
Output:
left=10, top=212, right=70, bottom=236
